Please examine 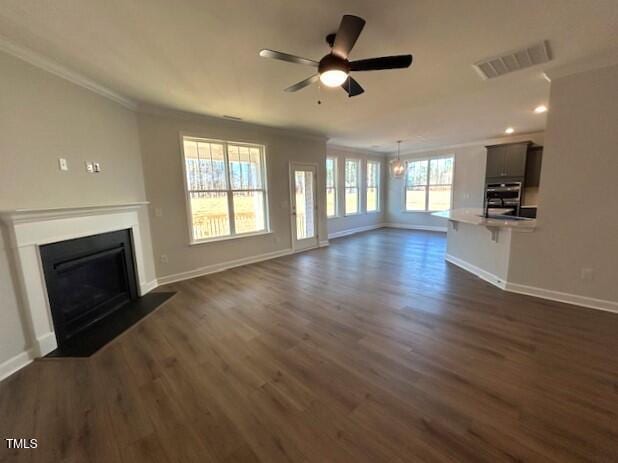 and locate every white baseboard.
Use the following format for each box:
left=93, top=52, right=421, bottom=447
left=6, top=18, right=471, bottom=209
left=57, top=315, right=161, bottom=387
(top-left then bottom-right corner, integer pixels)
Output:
left=319, top=240, right=329, bottom=247
left=0, top=349, right=35, bottom=382
left=157, top=248, right=294, bottom=286
left=328, top=223, right=387, bottom=240
left=140, top=279, right=159, bottom=295
left=384, top=223, right=448, bottom=233
left=36, top=332, right=57, bottom=357
left=446, top=254, right=618, bottom=314
left=504, top=282, right=618, bottom=314
left=445, top=254, right=507, bottom=289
